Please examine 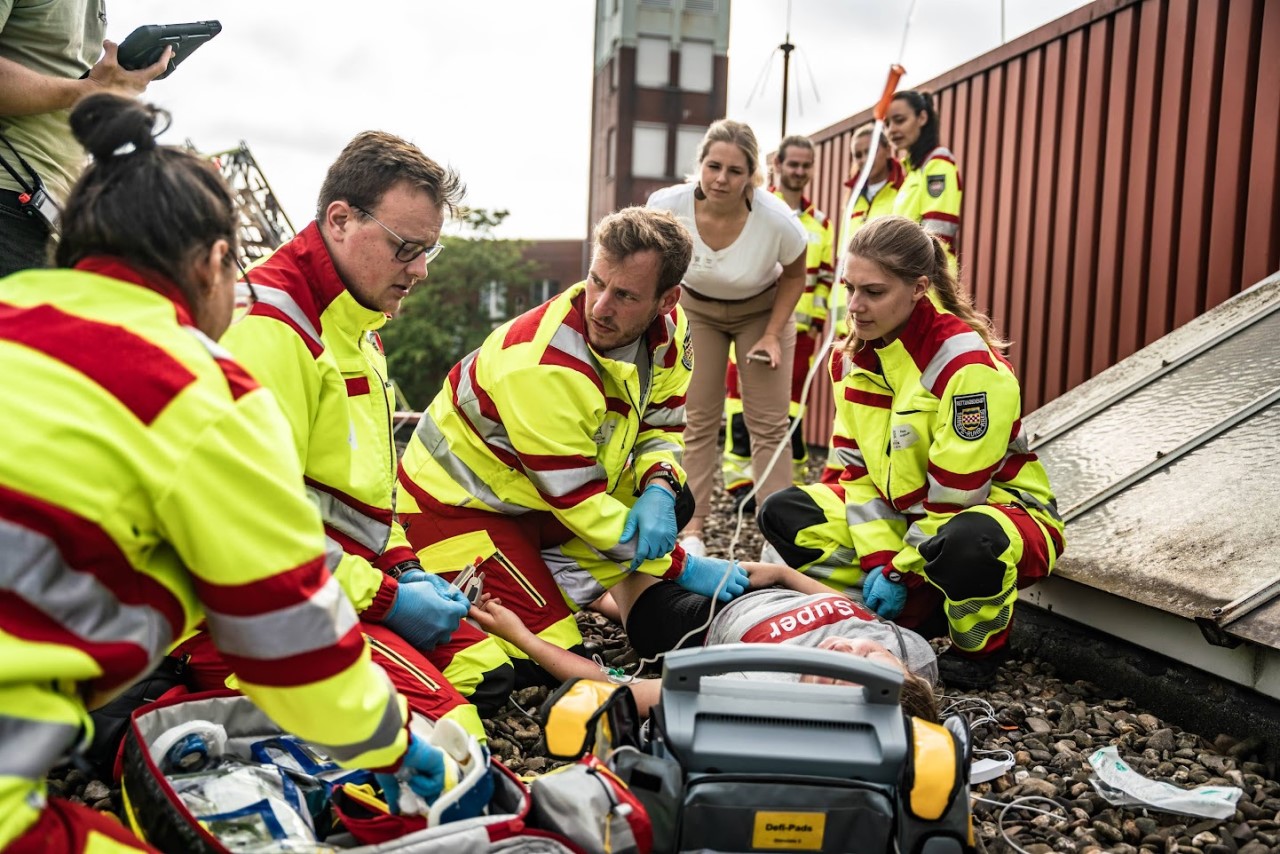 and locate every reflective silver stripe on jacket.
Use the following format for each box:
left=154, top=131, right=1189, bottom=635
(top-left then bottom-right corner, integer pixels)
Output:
left=451, top=350, right=519, bottom=461
left=549, top=323, right=598, bottom=368
left=248, top=284, right=324, bottom=351
left=639, top=404, right=686, bottom=430
left=921, top=217, right=959, bottom=239
left=919, top=330, right=989, bottom=392
left=0, top=713, right=81, bottom=780
left=845, top=497, right=902, bottom=528
left=831, top=445, right=866, bottom=471
left=0, top=518, right=174, bottom=659
left=413, top=410, right=529, bottom=515
left=526, top=461, right=607, bottom=502
left=542, top=544, right=605, bottom=609
left=315, top=667, right=407, bottom=764
left=203, top=574, right=357, bottom=660
left=926, top=474, right=991, bottom=508
left=307, top=486, right=391, bottom=554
